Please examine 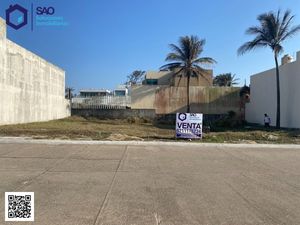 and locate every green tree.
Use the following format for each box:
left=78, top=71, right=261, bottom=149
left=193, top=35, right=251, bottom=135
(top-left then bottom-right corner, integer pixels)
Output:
left=160, top=35, right=216, bottom=113
left=238, top=9, right=300, bottom=128
left=213, top=73, right=239, bottom=86
left=126, top=70, right=146, bottom=85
